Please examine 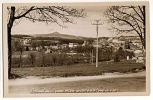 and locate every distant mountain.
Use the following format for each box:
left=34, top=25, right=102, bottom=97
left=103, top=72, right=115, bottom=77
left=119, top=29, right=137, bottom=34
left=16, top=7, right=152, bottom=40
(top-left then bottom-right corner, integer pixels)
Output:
left=32, top=32, right=88, bottom=40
